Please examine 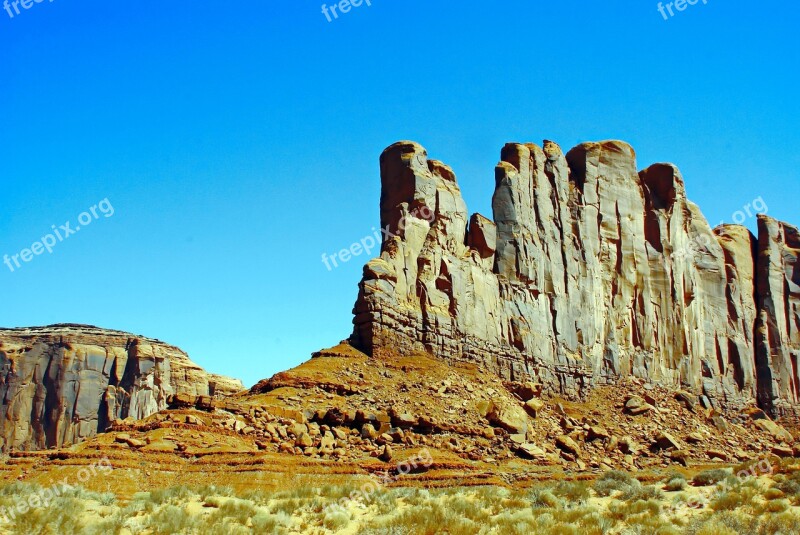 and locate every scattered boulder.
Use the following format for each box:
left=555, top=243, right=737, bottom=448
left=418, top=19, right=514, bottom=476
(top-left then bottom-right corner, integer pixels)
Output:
left=771, top=445, right=794, bottom=458
left=361, top=424, right=379, bottom=440
left=556, top=435, right=581, bottom=457
left=686, top=433, right=704, bottom=444
left=379, top=444, right=393, bottom=462
left=587, top=426, right=610, bottom=442
left=125, top=437, right=147, bottom=449
left=754, top=419, right=794, bottom=443
left=295, top=433, right=313, bottom=448
left=670, top=450, right=690, bottom=466
left=675, top=391, right=697, bottom=411
left=653, top=432, right=681, bottom=451
left=487, top=404, right=529, bottom=435
left=523, top=399, right=545, bottom=418
left=517, top=443, right=547, bottom=460
left=625, top=396, right=653, bottom=416
left=707, top=449, right=729, bottom=461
